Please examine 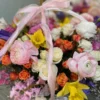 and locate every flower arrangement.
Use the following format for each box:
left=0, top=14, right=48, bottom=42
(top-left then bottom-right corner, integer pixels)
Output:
left=0, top=0, right=100, bottom=100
